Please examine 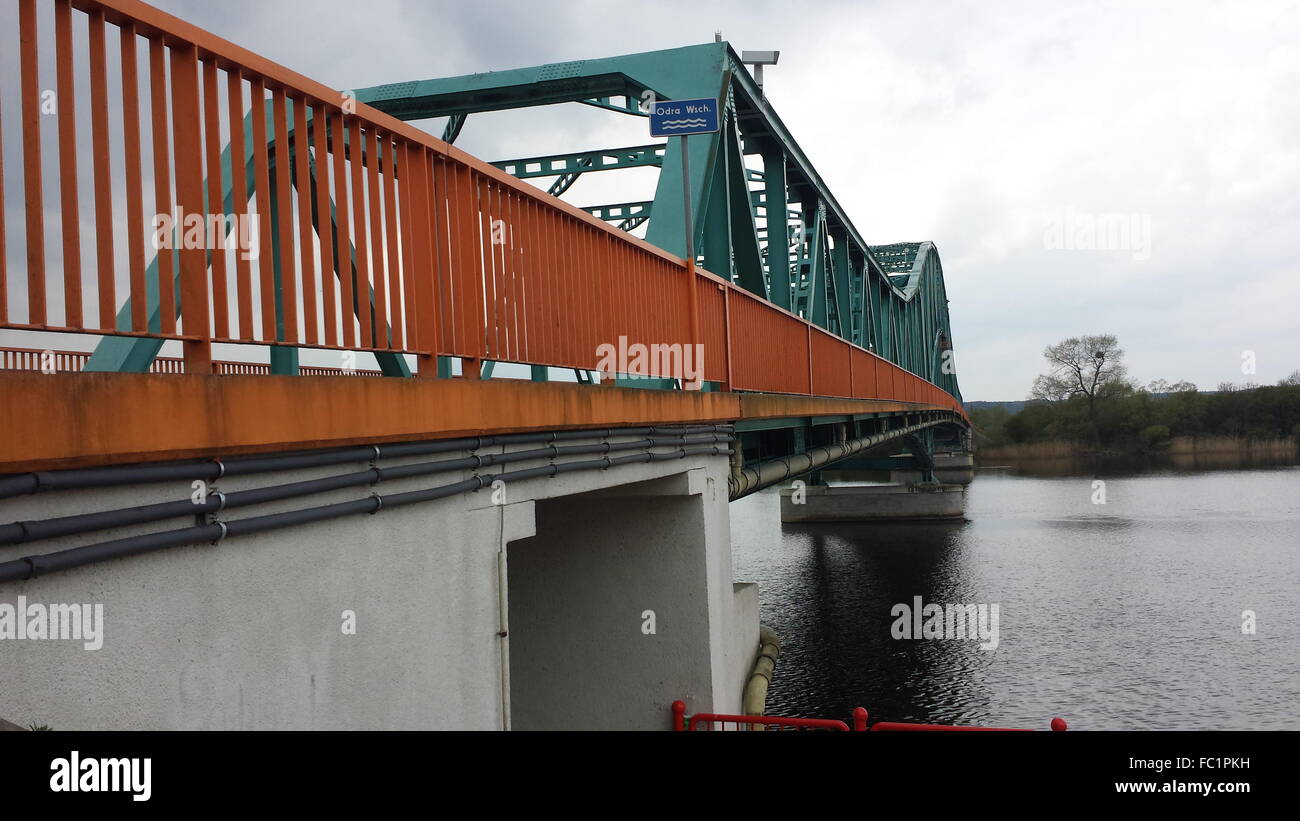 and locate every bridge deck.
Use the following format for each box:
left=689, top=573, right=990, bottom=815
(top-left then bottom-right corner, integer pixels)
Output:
left=0, top=370, right=956, bottom=472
